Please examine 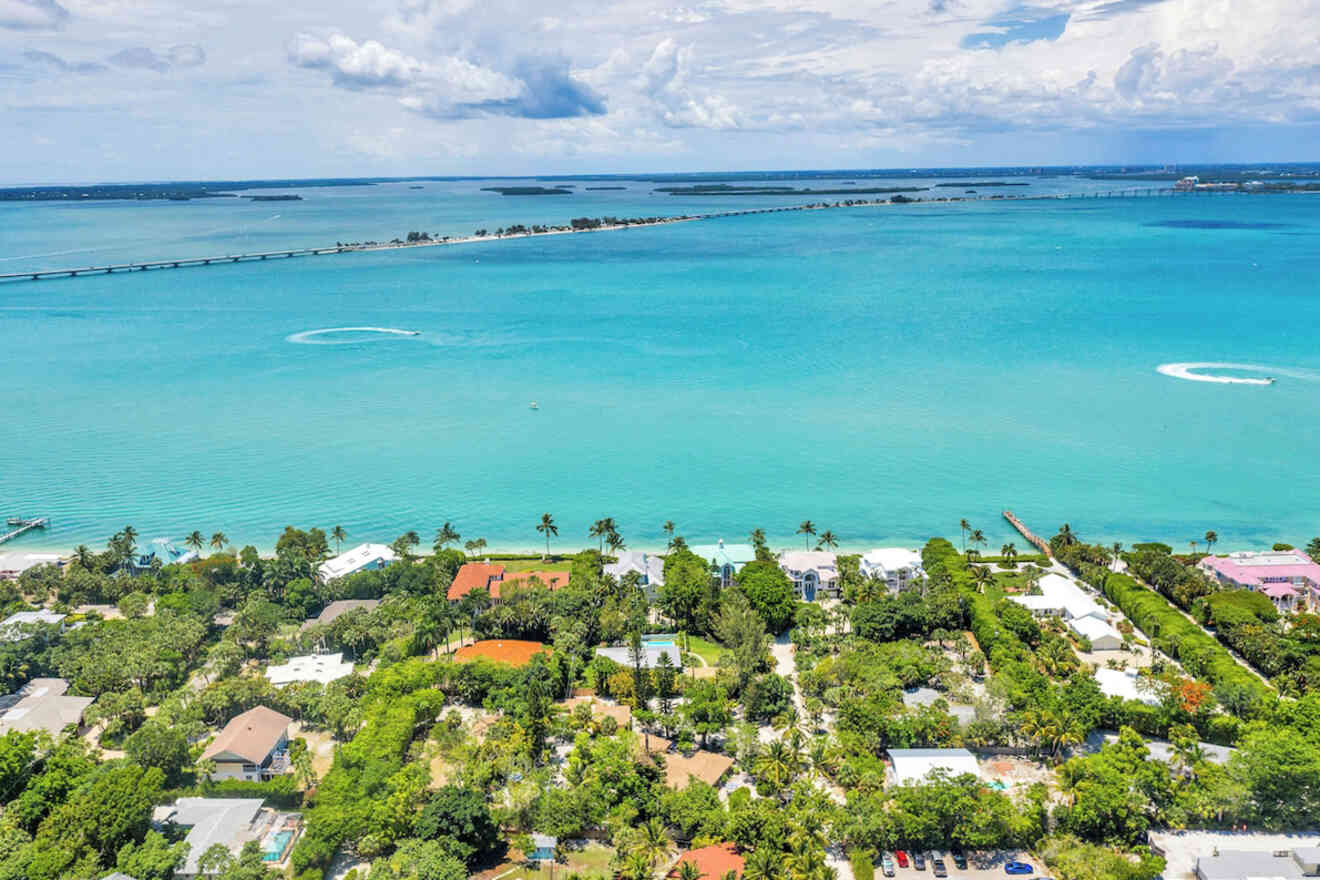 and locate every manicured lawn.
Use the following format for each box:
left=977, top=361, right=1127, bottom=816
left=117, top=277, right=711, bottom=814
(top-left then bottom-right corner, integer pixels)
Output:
left=501, top=843, right=616, bottom=880
left=501, top=559, right=574, bottom=572
left=684, top=635, right=724, bottom=667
